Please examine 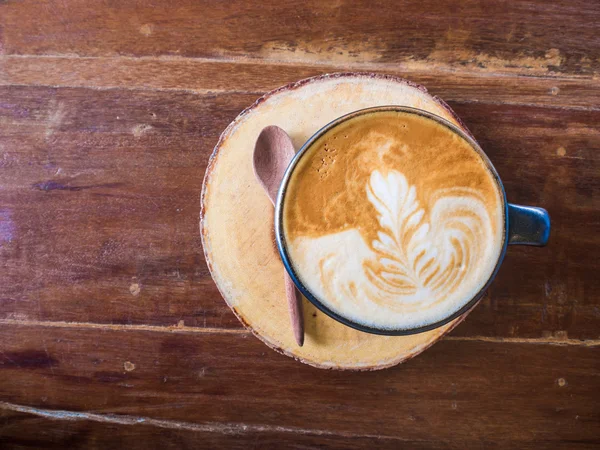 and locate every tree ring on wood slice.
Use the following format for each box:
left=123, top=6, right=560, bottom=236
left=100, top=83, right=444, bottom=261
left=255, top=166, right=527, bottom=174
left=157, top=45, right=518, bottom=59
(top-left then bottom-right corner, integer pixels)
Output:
left=201, top=73, right=474, bottom=370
